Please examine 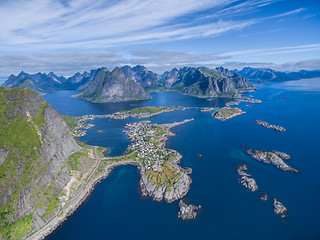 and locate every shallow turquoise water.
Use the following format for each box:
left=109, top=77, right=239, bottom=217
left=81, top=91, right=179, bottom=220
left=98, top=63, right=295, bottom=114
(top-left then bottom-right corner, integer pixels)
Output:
left=44, top=80, right=320, bottom=240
